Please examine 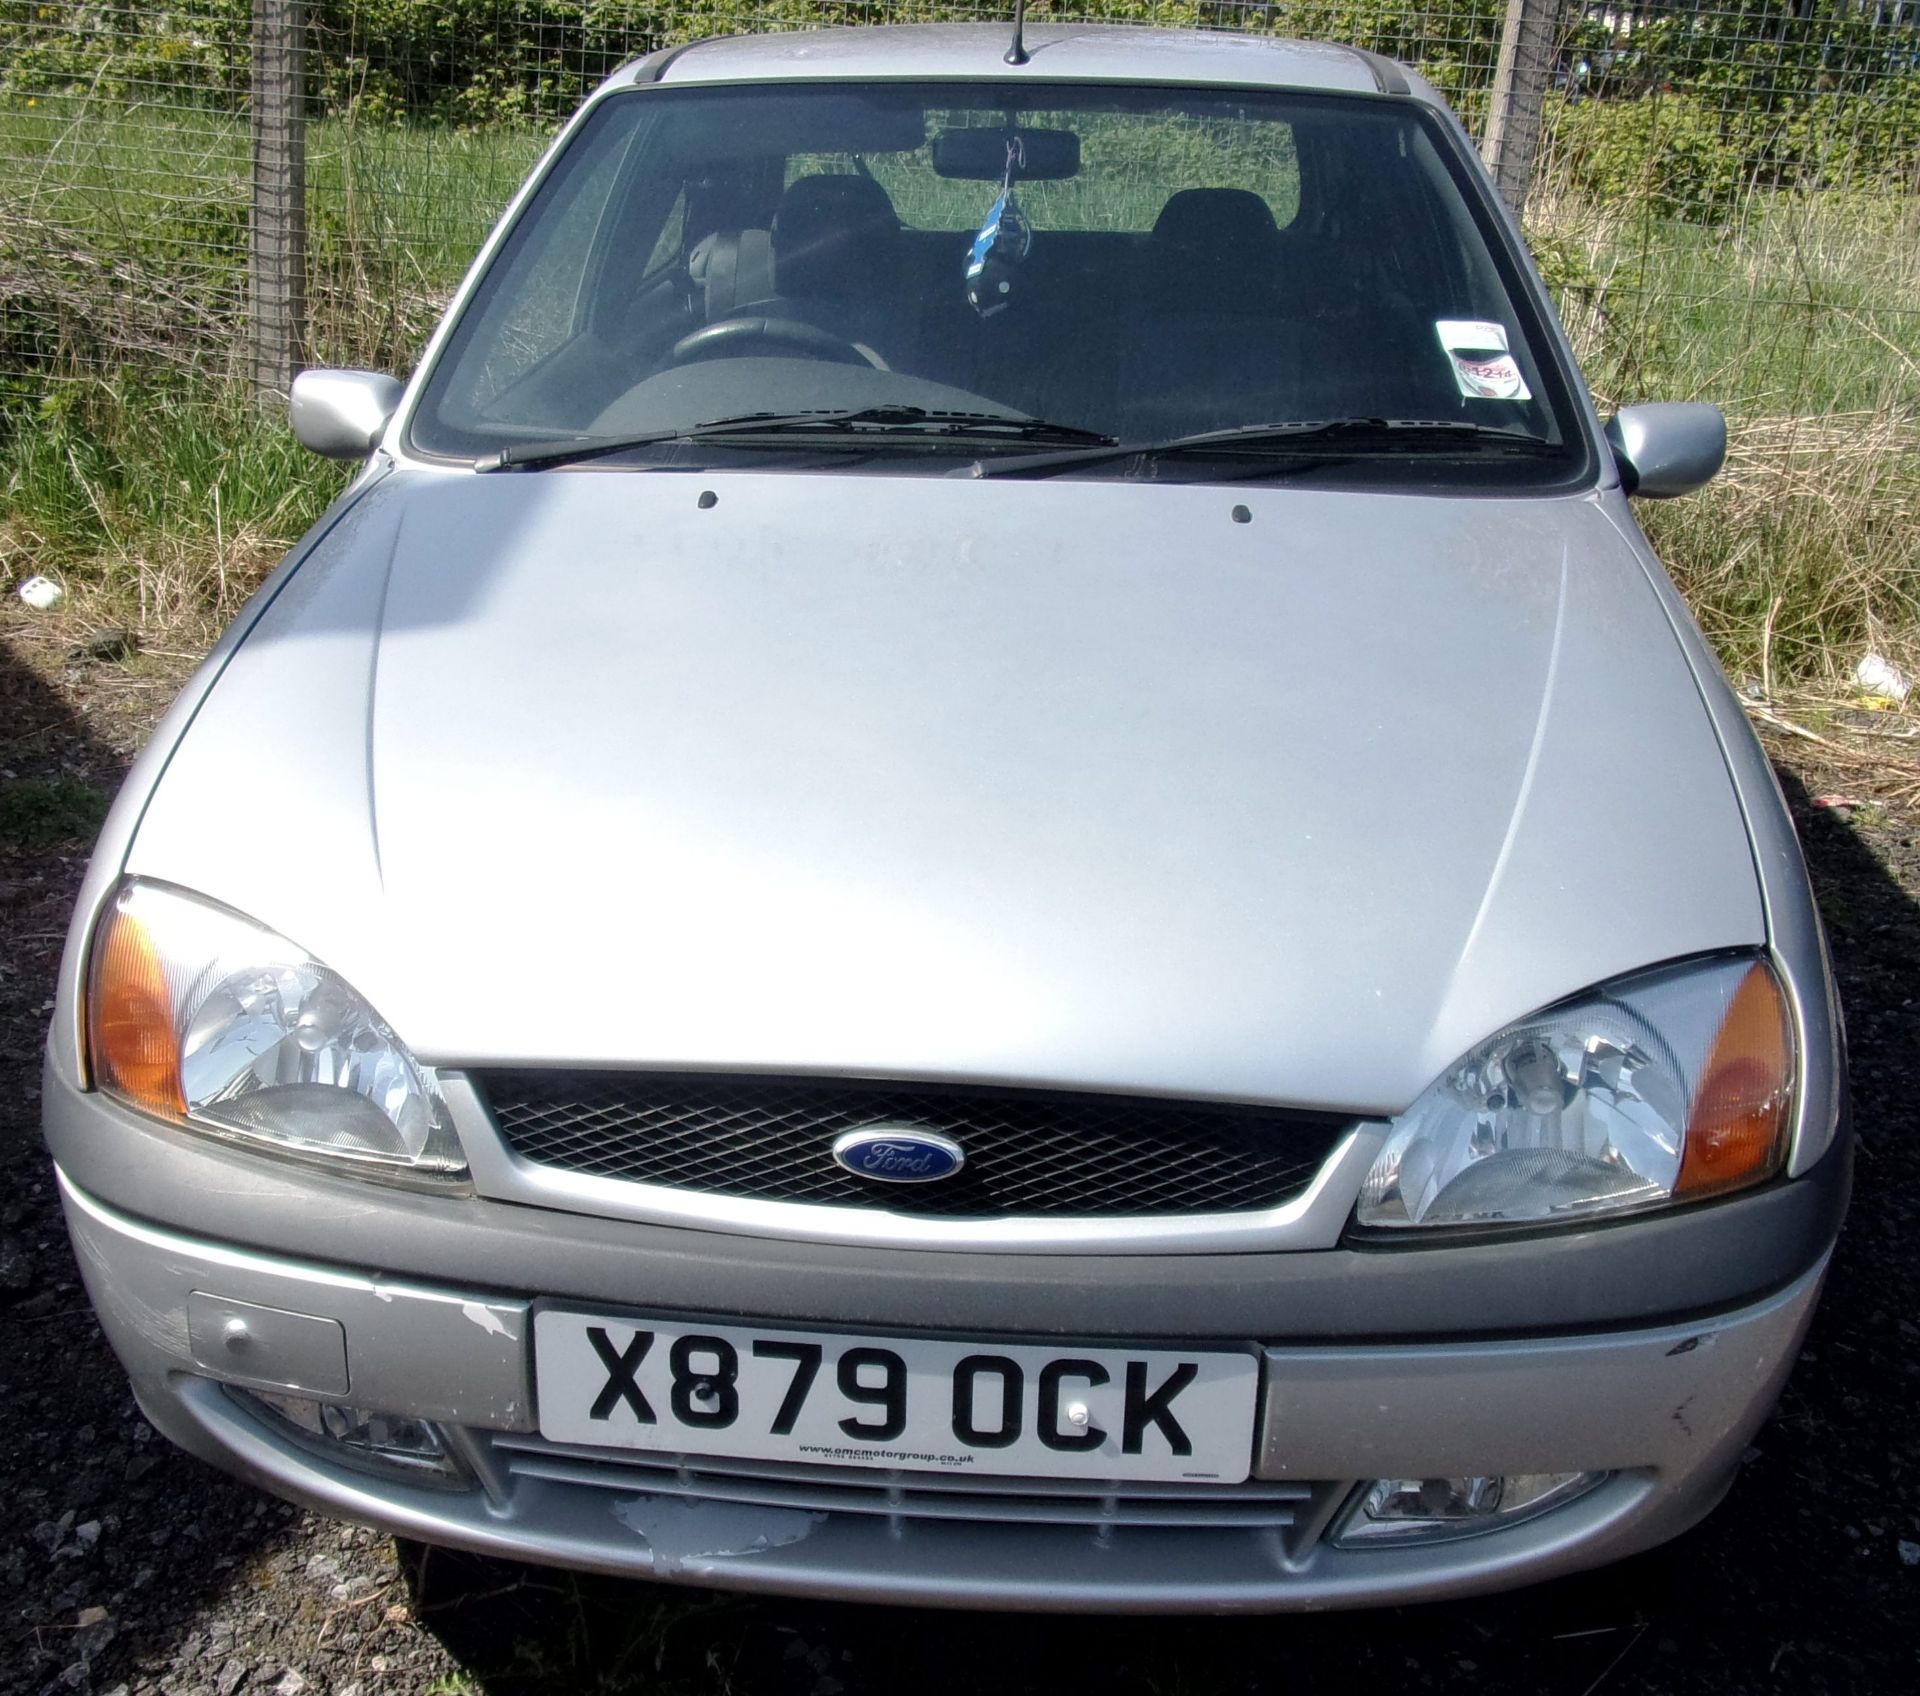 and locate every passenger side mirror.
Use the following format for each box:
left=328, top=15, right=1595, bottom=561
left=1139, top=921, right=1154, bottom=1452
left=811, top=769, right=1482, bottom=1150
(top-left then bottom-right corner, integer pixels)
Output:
left=1605, top=403, right=1726, bottom=499
left=290, top=369, right=405, bottom=459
